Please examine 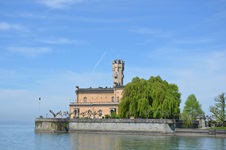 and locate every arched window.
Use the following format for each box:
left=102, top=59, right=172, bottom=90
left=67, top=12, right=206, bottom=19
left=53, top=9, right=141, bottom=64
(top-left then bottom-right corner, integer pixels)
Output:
left=84, top=97, right=87, bottom=103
